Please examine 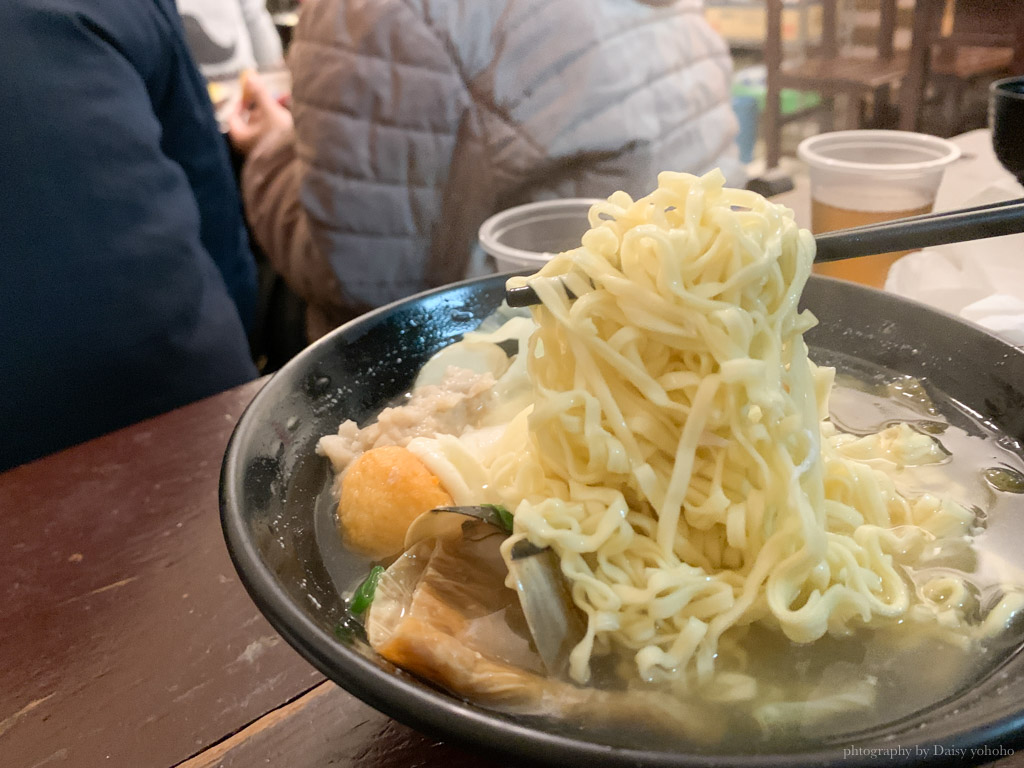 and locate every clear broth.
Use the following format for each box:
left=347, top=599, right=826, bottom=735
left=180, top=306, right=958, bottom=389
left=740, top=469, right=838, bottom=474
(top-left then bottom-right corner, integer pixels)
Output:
left=313, top=346, right=1024, bottom=752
